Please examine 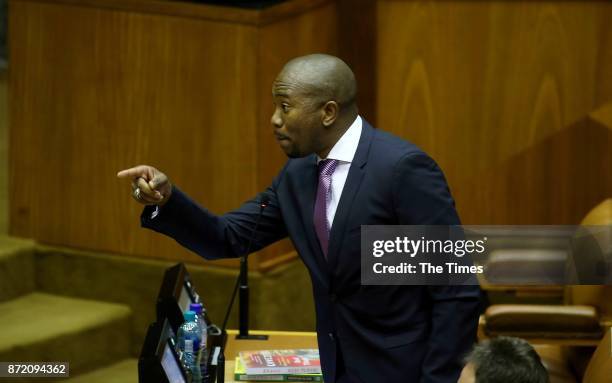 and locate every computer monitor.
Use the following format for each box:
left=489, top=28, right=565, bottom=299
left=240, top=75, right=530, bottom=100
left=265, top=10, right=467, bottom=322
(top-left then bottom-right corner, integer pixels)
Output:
left=153, top=262, right=225, bottom=382
left=139, top=318, right=188, bottom=383
left=156, top=263, right=198, bottom=332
